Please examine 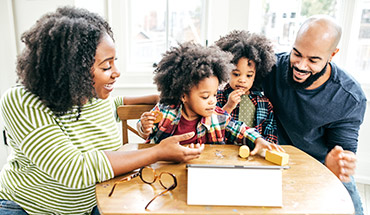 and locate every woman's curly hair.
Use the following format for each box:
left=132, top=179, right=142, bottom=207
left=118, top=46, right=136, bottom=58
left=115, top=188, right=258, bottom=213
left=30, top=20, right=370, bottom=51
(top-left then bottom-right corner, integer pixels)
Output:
left=215, top=30, right=276, bottom=90
left=16, top=6, right=114, bottom=116
left=154, top=42, right=234, bottom=106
